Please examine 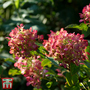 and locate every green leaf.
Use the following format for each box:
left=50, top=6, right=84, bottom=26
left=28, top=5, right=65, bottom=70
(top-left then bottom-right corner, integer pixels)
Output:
left=65, top=23, right=88, bottom=32
left=15, top=0, right=20, bottom=9
left=79, top=83, right=87, bottom=89
left=46, top=82, right=53, bottom=88
left=82, top=27, right=90, bottom=37
left=38, top=46, right=49, bottom=55
left=3, top=1, right=12, bottom=9
left=70, top=85, right=80, bottom=90
left=65, top=24, right=82, bottom=30
left=13, top=54, right=15, bottom=58
left=35, top=42, right=43, bottom=46
left=65, top=72, right=72, bottom=86
left=87, top=81, right=90, bottom=88
left=47, top=57, right=59, bottom=67
left=30, top=50, right=37, bottom=56
left=84, top=61, right=90, bottom=68
left=85, top=46, right=90, bottom=61
left=4, top=58, right=15, bottom=63
left=70, top=63, right=80, bottom=75
left=33, top=88, right=42, bottom=90
left=41, top=59, right=52, bottom=68
left=80, top=23, right=88, bottom=31
left=8, top=68, right=21, bottom=76
left=72, top=74, right=79, bottom=84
